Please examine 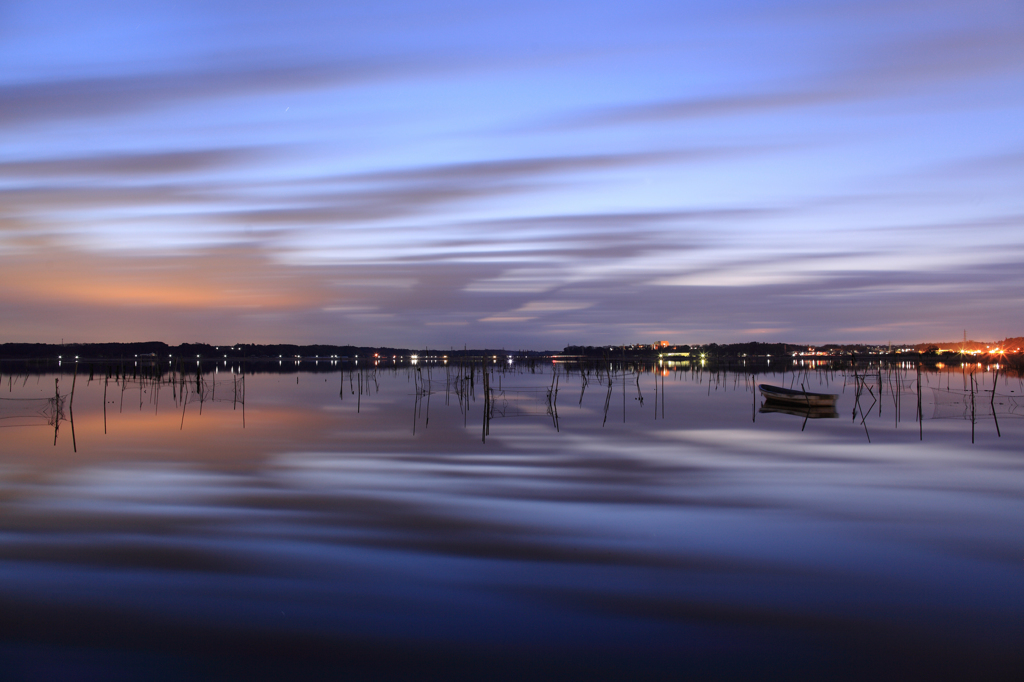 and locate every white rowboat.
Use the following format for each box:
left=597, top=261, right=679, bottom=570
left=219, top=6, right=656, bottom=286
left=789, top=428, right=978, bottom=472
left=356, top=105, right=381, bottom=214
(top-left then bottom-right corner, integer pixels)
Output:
left=758, top=384, right=838, bottom=408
